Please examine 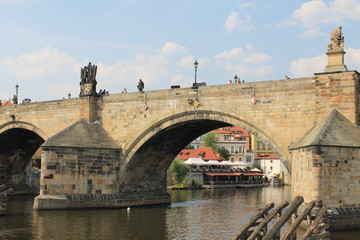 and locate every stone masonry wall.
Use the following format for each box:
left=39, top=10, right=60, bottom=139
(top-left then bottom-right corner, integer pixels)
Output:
left=315, top=71, right=360, bottom=124
left=40, top=146, right=121, bottom=195
left=291, top=146, right=360, bottom=207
